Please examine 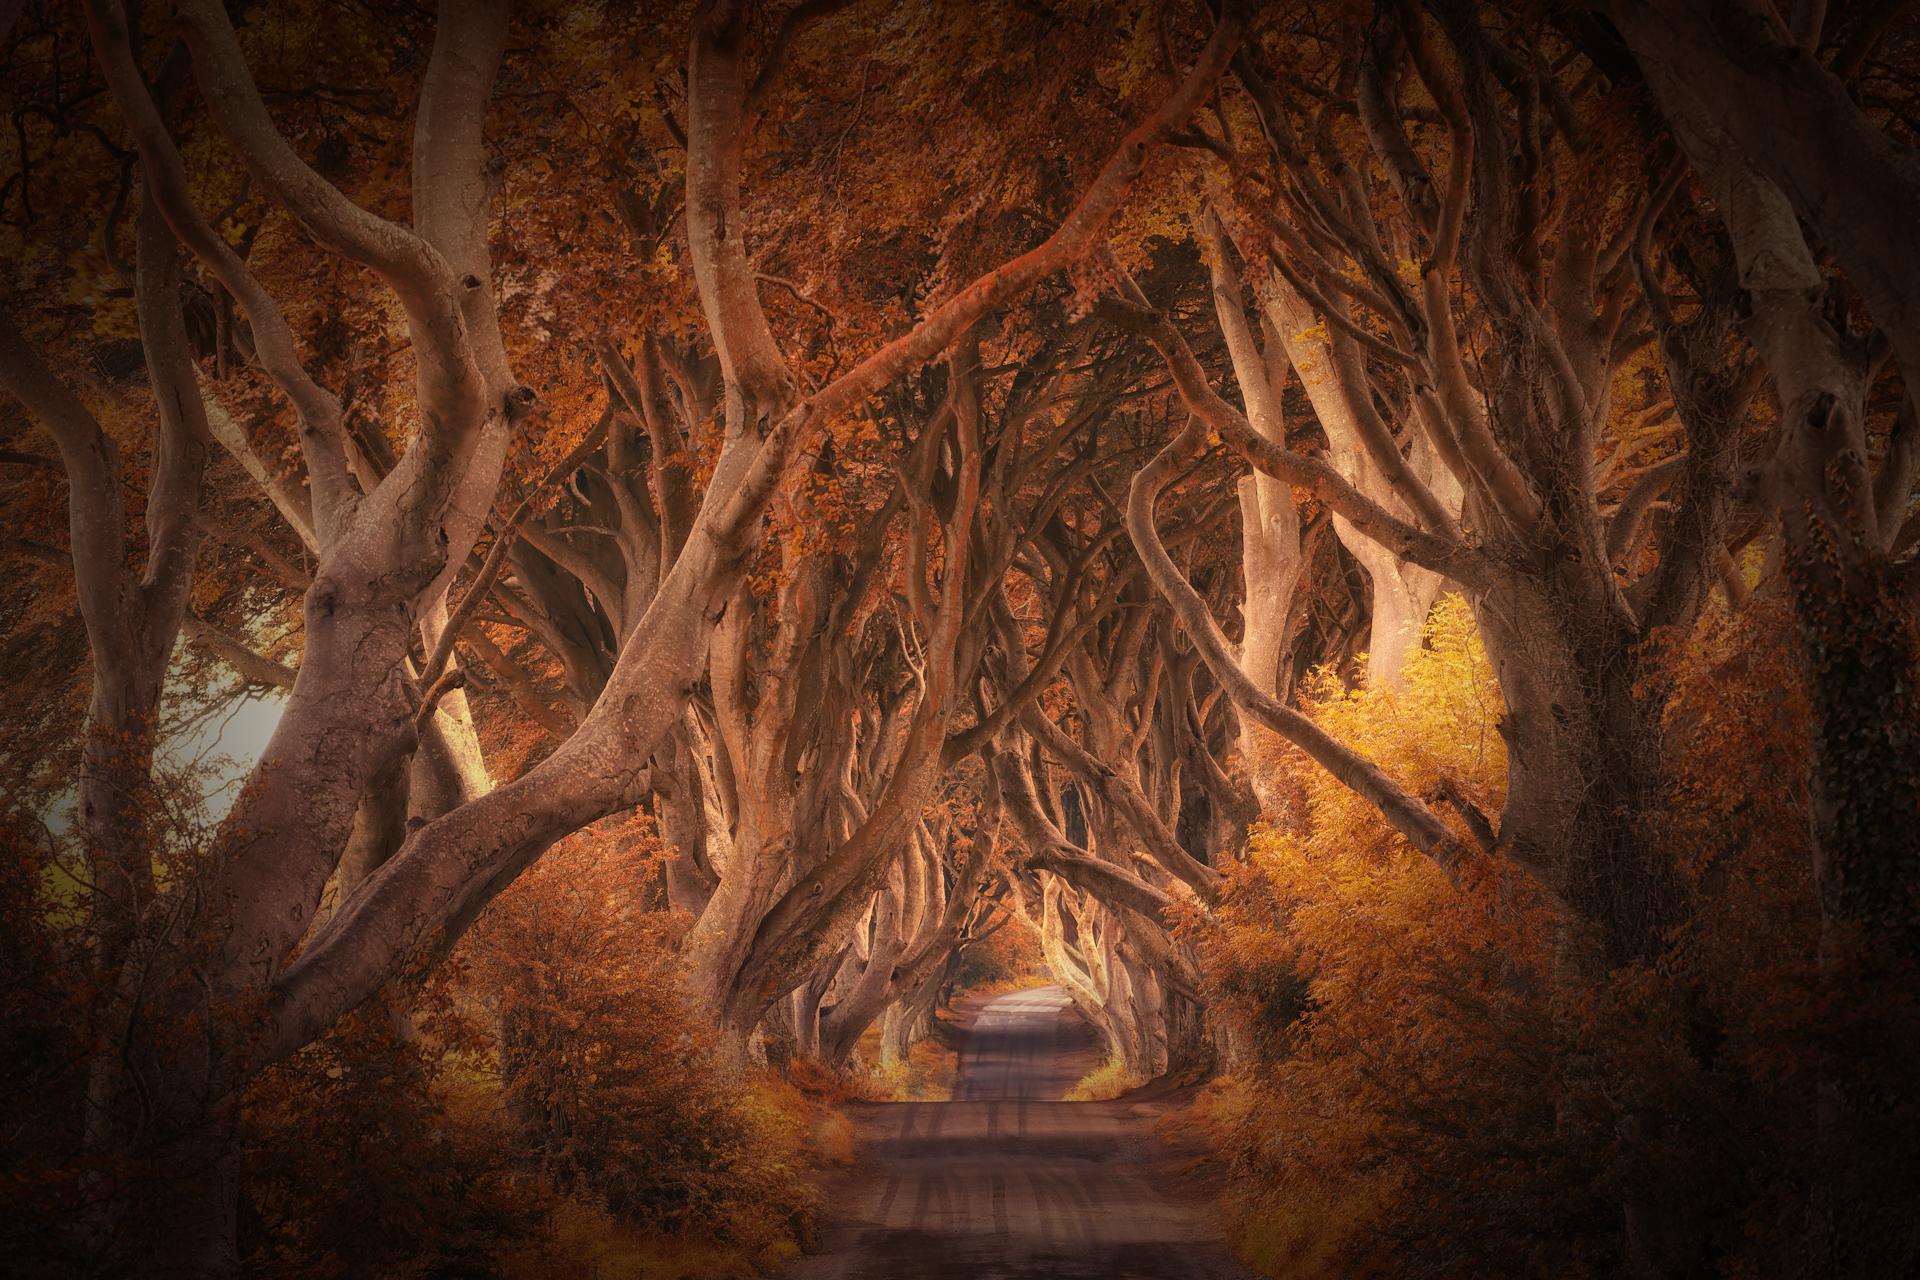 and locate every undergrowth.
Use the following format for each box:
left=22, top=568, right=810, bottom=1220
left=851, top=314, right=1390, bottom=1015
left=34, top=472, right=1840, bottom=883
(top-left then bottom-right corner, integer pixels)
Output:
left=1192, top=596, right=1920, bottom=1277
left=1064, top=1054, right=1145, bottom=1102
left=239, top=813, right=836, bottom=1279
left=848, top=1009, right=962, bottom=1101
